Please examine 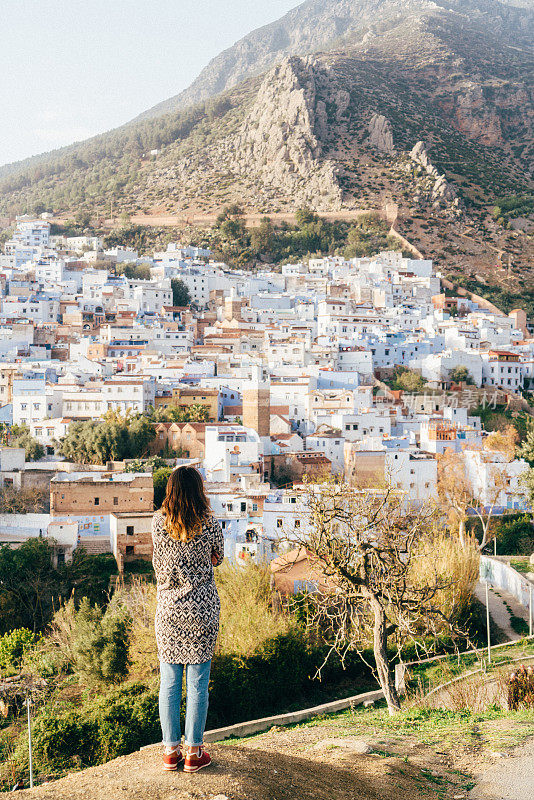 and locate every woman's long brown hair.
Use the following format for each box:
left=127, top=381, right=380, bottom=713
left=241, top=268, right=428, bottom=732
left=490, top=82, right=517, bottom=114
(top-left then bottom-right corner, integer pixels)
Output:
left=161, top=466, right=211, bottom=542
